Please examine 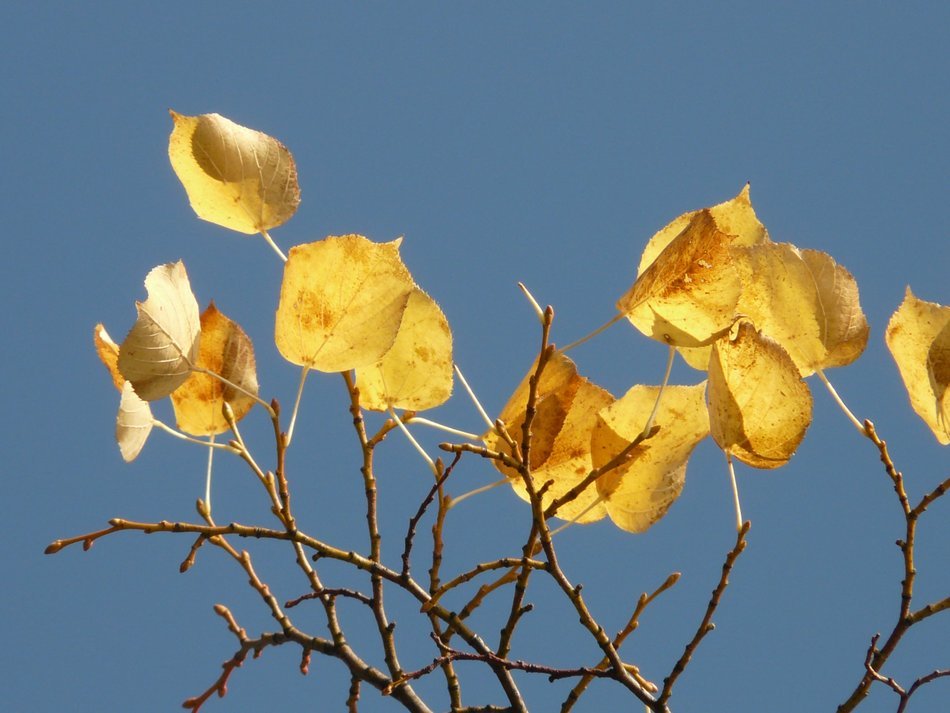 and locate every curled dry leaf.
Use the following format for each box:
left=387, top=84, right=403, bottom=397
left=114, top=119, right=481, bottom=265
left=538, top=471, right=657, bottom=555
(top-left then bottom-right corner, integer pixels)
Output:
left=885, top=288, right=950, bottom=445
left=117, top=382, right=154, bottom=462
left=357, top=288, right=453, bottom=412
left=275, top=235, right=415, bottom=372
left=171, top=302, right=259, bottom=436
left=591, top=383, right=709, bottom=533
left=483, top=352, right=613, bottom=523
left=733, top=243, right=868, bottom=376
left=618, top=186, right=769, bottom=354
left=93, top=324, right=124, bottom=392
left=708, top=321, right=813, bottom=469
left=168, top=111, right=300, bottom=234
left=118, top=261, right=201, bottom=401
